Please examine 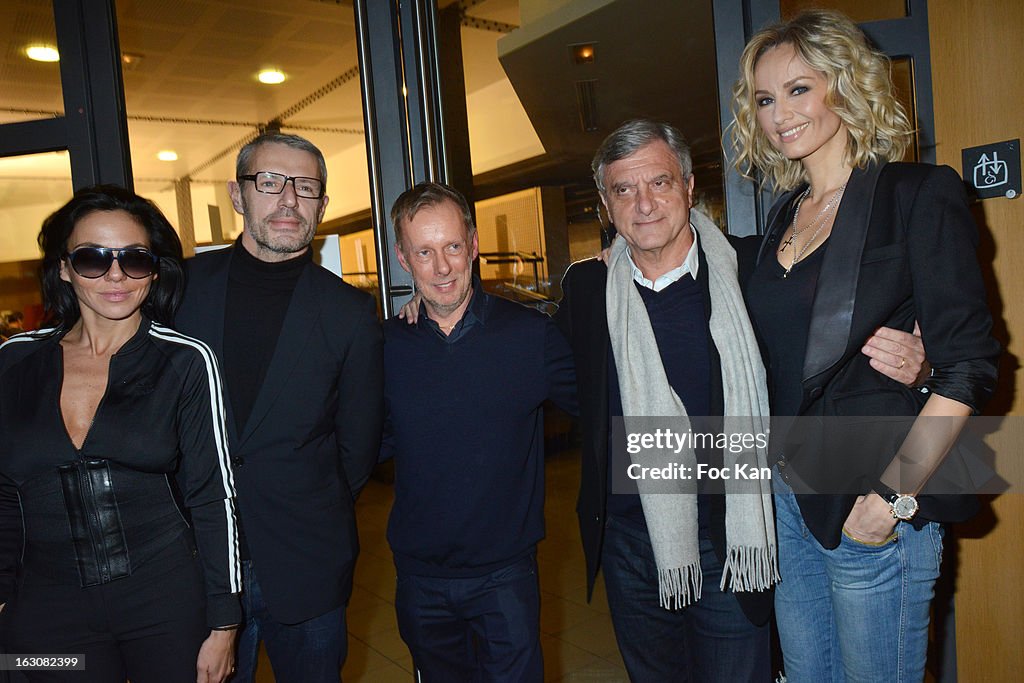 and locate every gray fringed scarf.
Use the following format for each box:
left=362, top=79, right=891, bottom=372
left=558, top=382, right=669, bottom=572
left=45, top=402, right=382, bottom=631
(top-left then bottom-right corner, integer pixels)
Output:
left=606, top=208, right=779, bottom=609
